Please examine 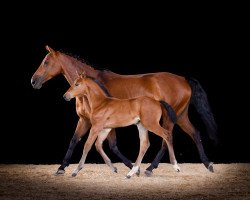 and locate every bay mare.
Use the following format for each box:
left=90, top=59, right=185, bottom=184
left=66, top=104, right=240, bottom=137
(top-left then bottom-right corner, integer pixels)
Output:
left=31, top=46, right=217, bottom=175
